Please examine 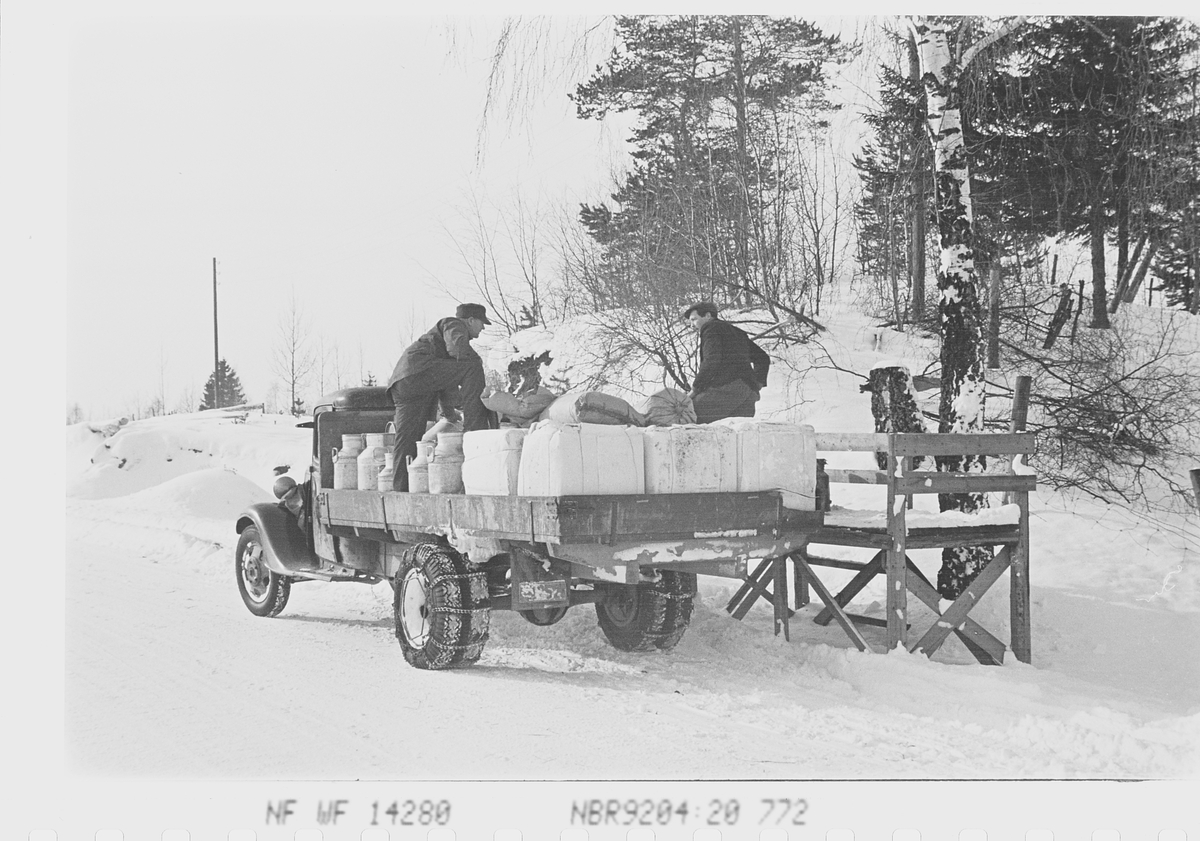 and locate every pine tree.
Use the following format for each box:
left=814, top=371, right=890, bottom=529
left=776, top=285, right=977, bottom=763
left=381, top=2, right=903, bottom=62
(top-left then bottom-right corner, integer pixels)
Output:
left=572, top=15, right=849, bottom=314
left=199, top=359, right=247, bottom=410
